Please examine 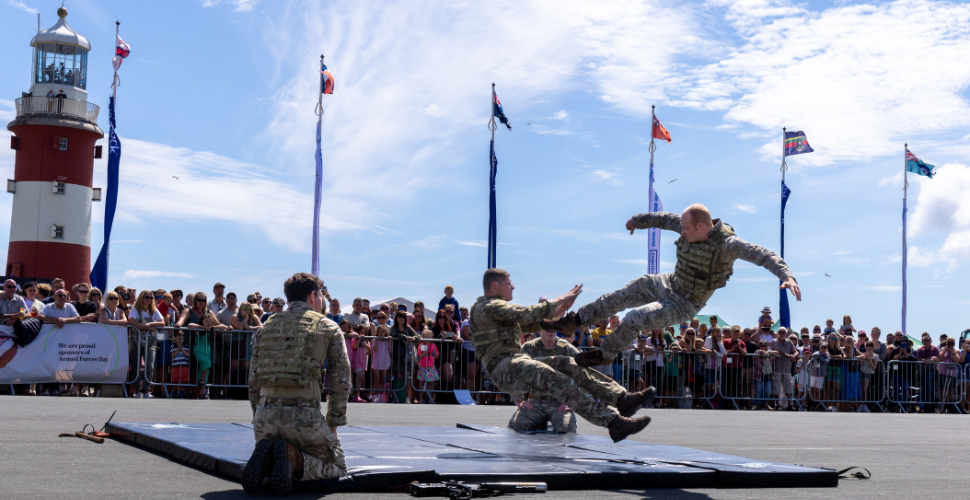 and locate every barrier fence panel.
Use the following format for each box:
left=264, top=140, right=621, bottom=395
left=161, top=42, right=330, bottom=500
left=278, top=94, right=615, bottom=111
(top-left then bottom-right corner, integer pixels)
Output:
left=622, top=349, right=714, bottom=409
left=887, top=360, right=963, bottom=413
left=802, top=358, right=885, bottom=412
